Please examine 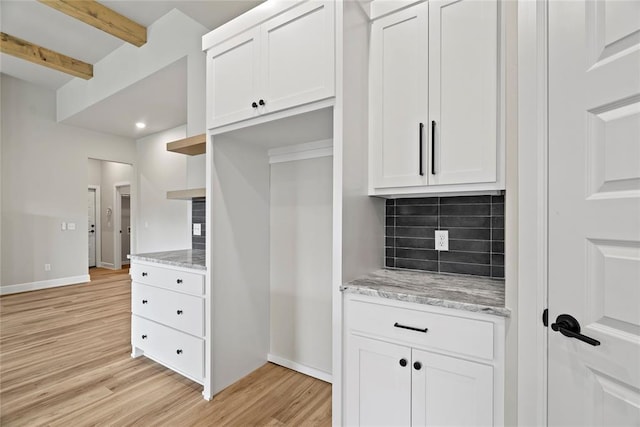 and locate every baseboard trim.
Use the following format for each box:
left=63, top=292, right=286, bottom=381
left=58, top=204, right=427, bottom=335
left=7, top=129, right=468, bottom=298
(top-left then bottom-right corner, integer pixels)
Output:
left=98, top=262, right=115, bottom=269
left=267, top=354, right=332, bottom=384
left=0, top=275, right=91, bottom=296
